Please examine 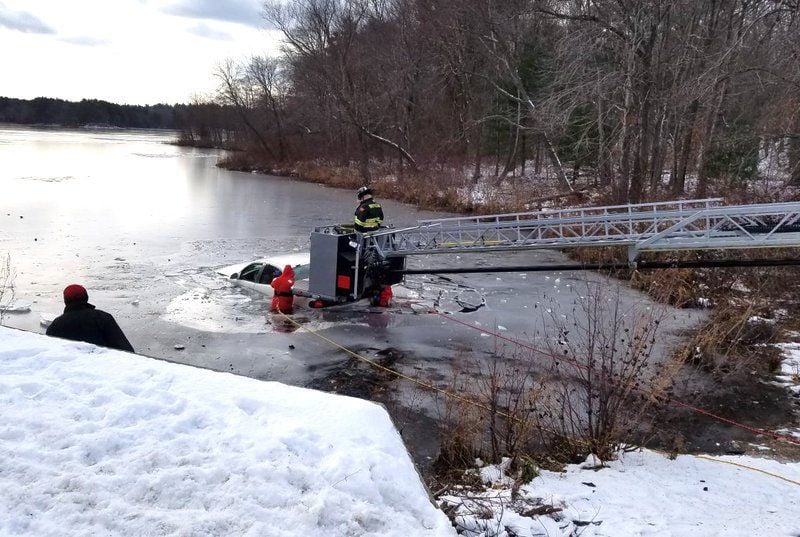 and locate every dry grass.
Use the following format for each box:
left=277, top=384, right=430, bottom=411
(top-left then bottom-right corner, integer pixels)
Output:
left=216, top=157, right=587, bottom=214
